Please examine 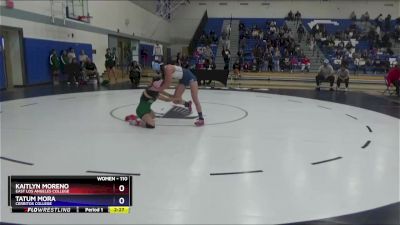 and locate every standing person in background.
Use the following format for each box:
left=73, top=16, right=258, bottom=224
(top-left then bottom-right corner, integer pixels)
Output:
left=79, top=50, right=88, bottom=67
left=385, top=14, right=392, bottom=31
left=267, top=53, right=274, bottom=72
left=274, top=47, right=281, bottom=72
left=176, top=52, right=182, bottom=66
left=67, top=48, right=76, bottom=63
left=141, top=48, right=148, bottom=68
left=60, top=50, right=69, bottom=81
left=49, top=49, right=61, bottom=85
left=125, top=47, right=133, bottom=76
left=301, top=56, right=311, bottom=72
left=237, top=49, right=244, bottom=65
left=105, top=48, right=117, bottom=82
left=309, top=36, right=316, bottom=56
left=295, top=11, right=301, bottom=25
left=232, top=59, right=241, bottom=79
left=67, top=58, right=81, bottom=86
left=297, top=25, right=305, bottom=43
left=350, top=11, right=356, bottom=21
left=221, top=27, right=230, bottom=50
left=153, top=42, right=163, bottom=62
left=181, top=53, right=189, bottom=69
left=222, top=47, right=231, bottom=70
